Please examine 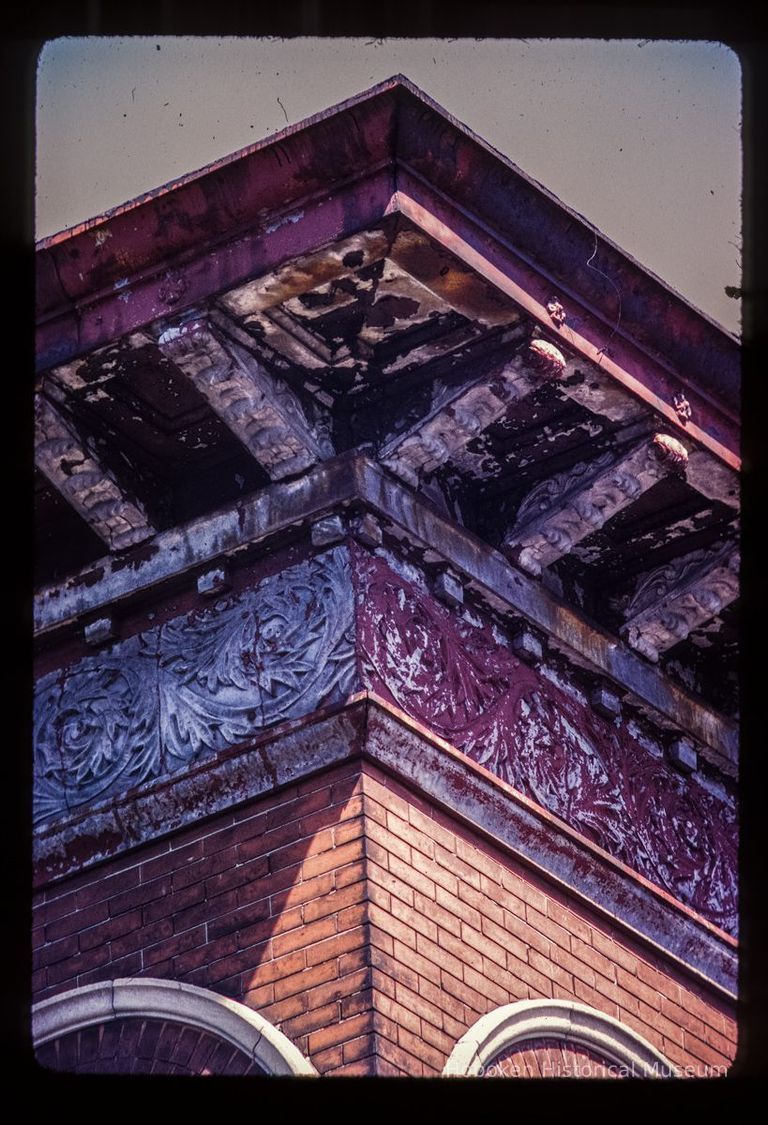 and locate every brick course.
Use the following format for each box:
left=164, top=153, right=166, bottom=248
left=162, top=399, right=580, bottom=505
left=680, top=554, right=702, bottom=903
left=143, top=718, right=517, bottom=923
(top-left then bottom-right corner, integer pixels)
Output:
left=33, top=760, right=736, bottom=1077
left=355, top=766, right=736, bottom=1077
